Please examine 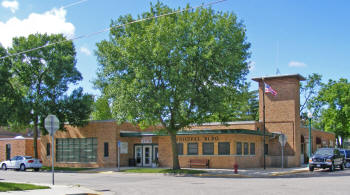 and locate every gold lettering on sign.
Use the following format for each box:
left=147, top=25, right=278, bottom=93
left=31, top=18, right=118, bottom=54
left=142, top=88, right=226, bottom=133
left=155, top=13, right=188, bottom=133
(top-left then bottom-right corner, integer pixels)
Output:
left=176, top=136, right=219, bottom=142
